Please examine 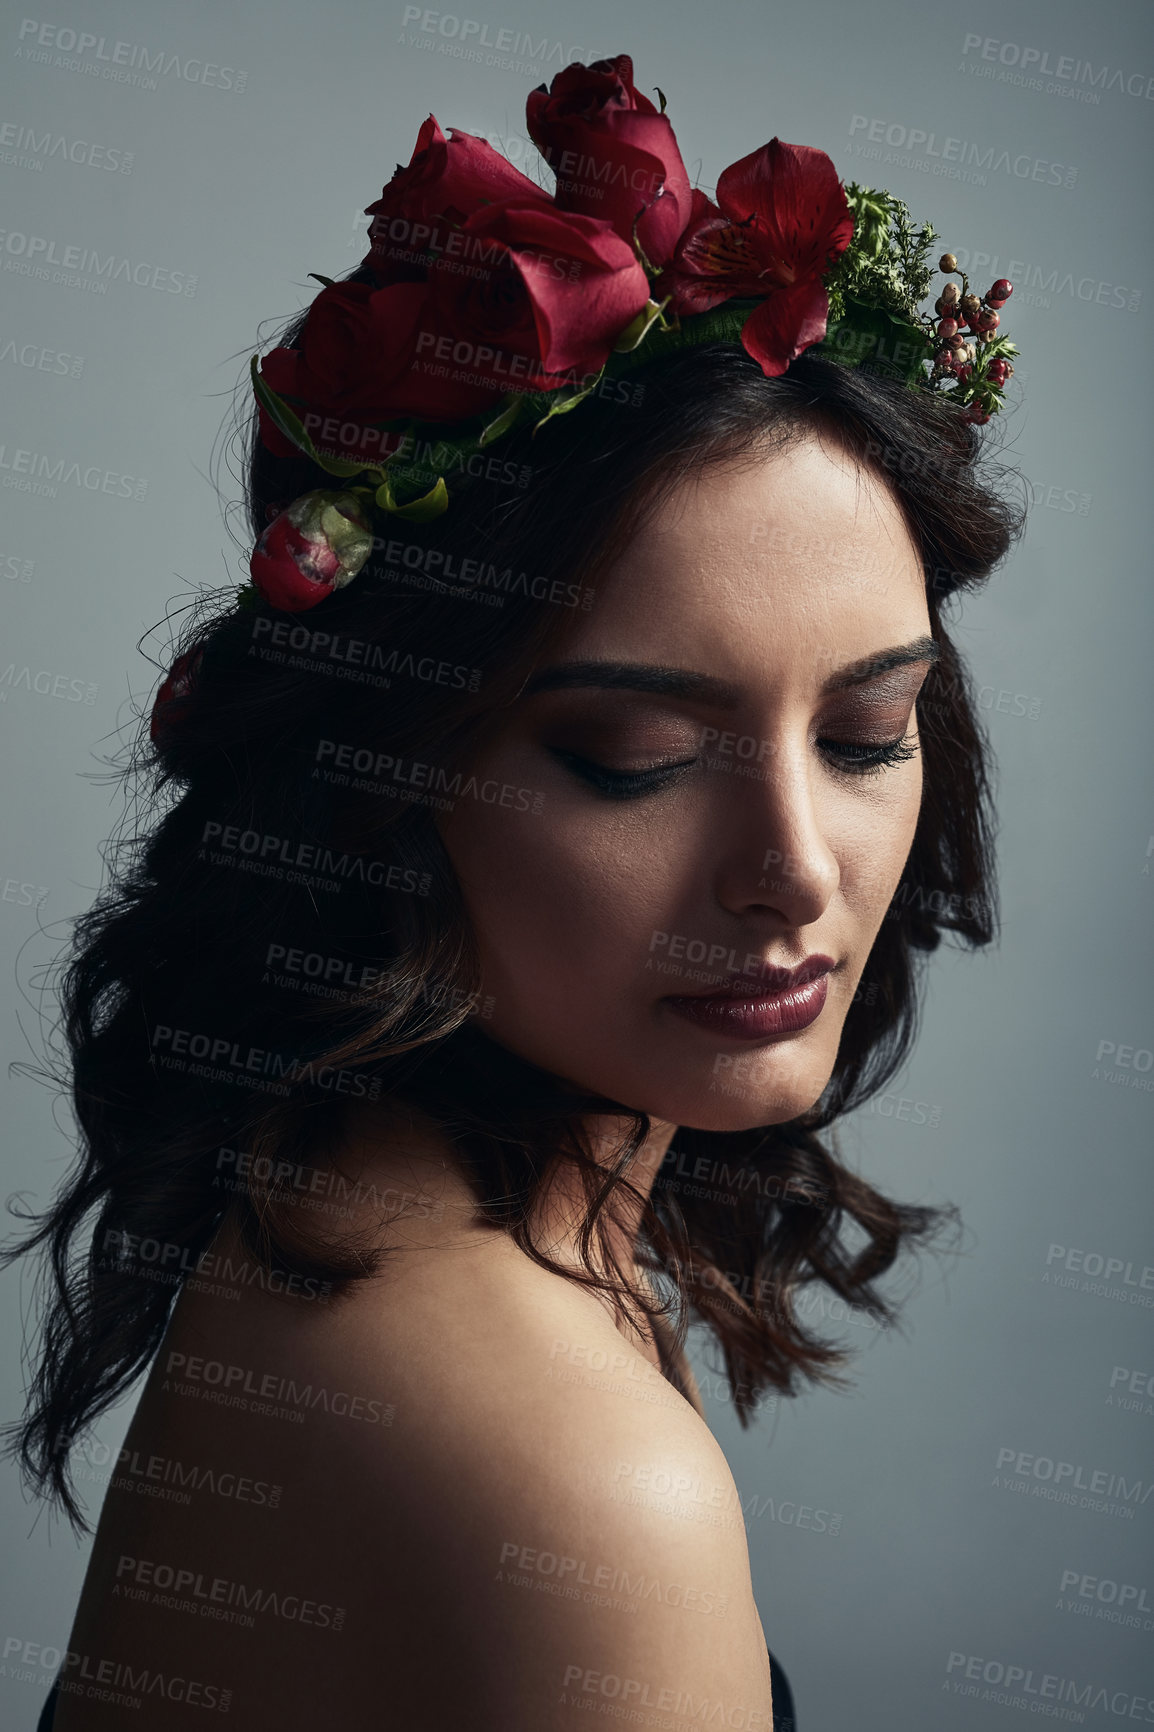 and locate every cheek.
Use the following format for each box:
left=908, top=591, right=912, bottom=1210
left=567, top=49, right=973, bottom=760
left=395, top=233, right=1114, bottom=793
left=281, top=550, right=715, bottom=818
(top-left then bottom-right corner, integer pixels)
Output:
left=833, top=764, right=924, bottom=923
left=438, top=801, right=672, bottom=993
